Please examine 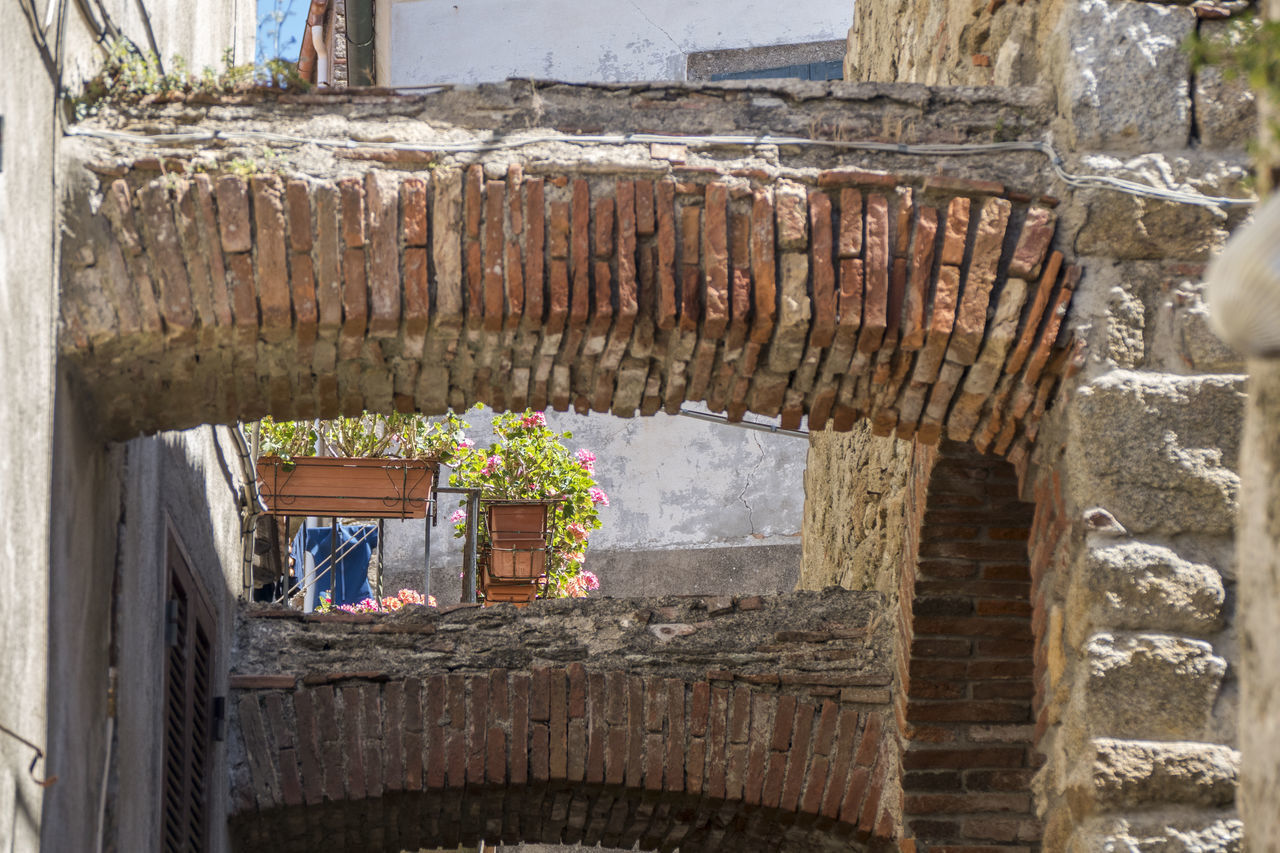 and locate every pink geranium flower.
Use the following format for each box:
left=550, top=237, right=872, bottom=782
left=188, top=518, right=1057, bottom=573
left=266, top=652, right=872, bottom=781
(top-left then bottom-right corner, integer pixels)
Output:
left=521, top=412, right=547, bottom=428
left=575, top=448, right=596, bottom=473
left=568, top=522, right=589, bottom=540
left=450, top=508, right=467, bottom=523
left=482, top=455, right=502, bottom=475
left=589, top=487, right=609, bottom=506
